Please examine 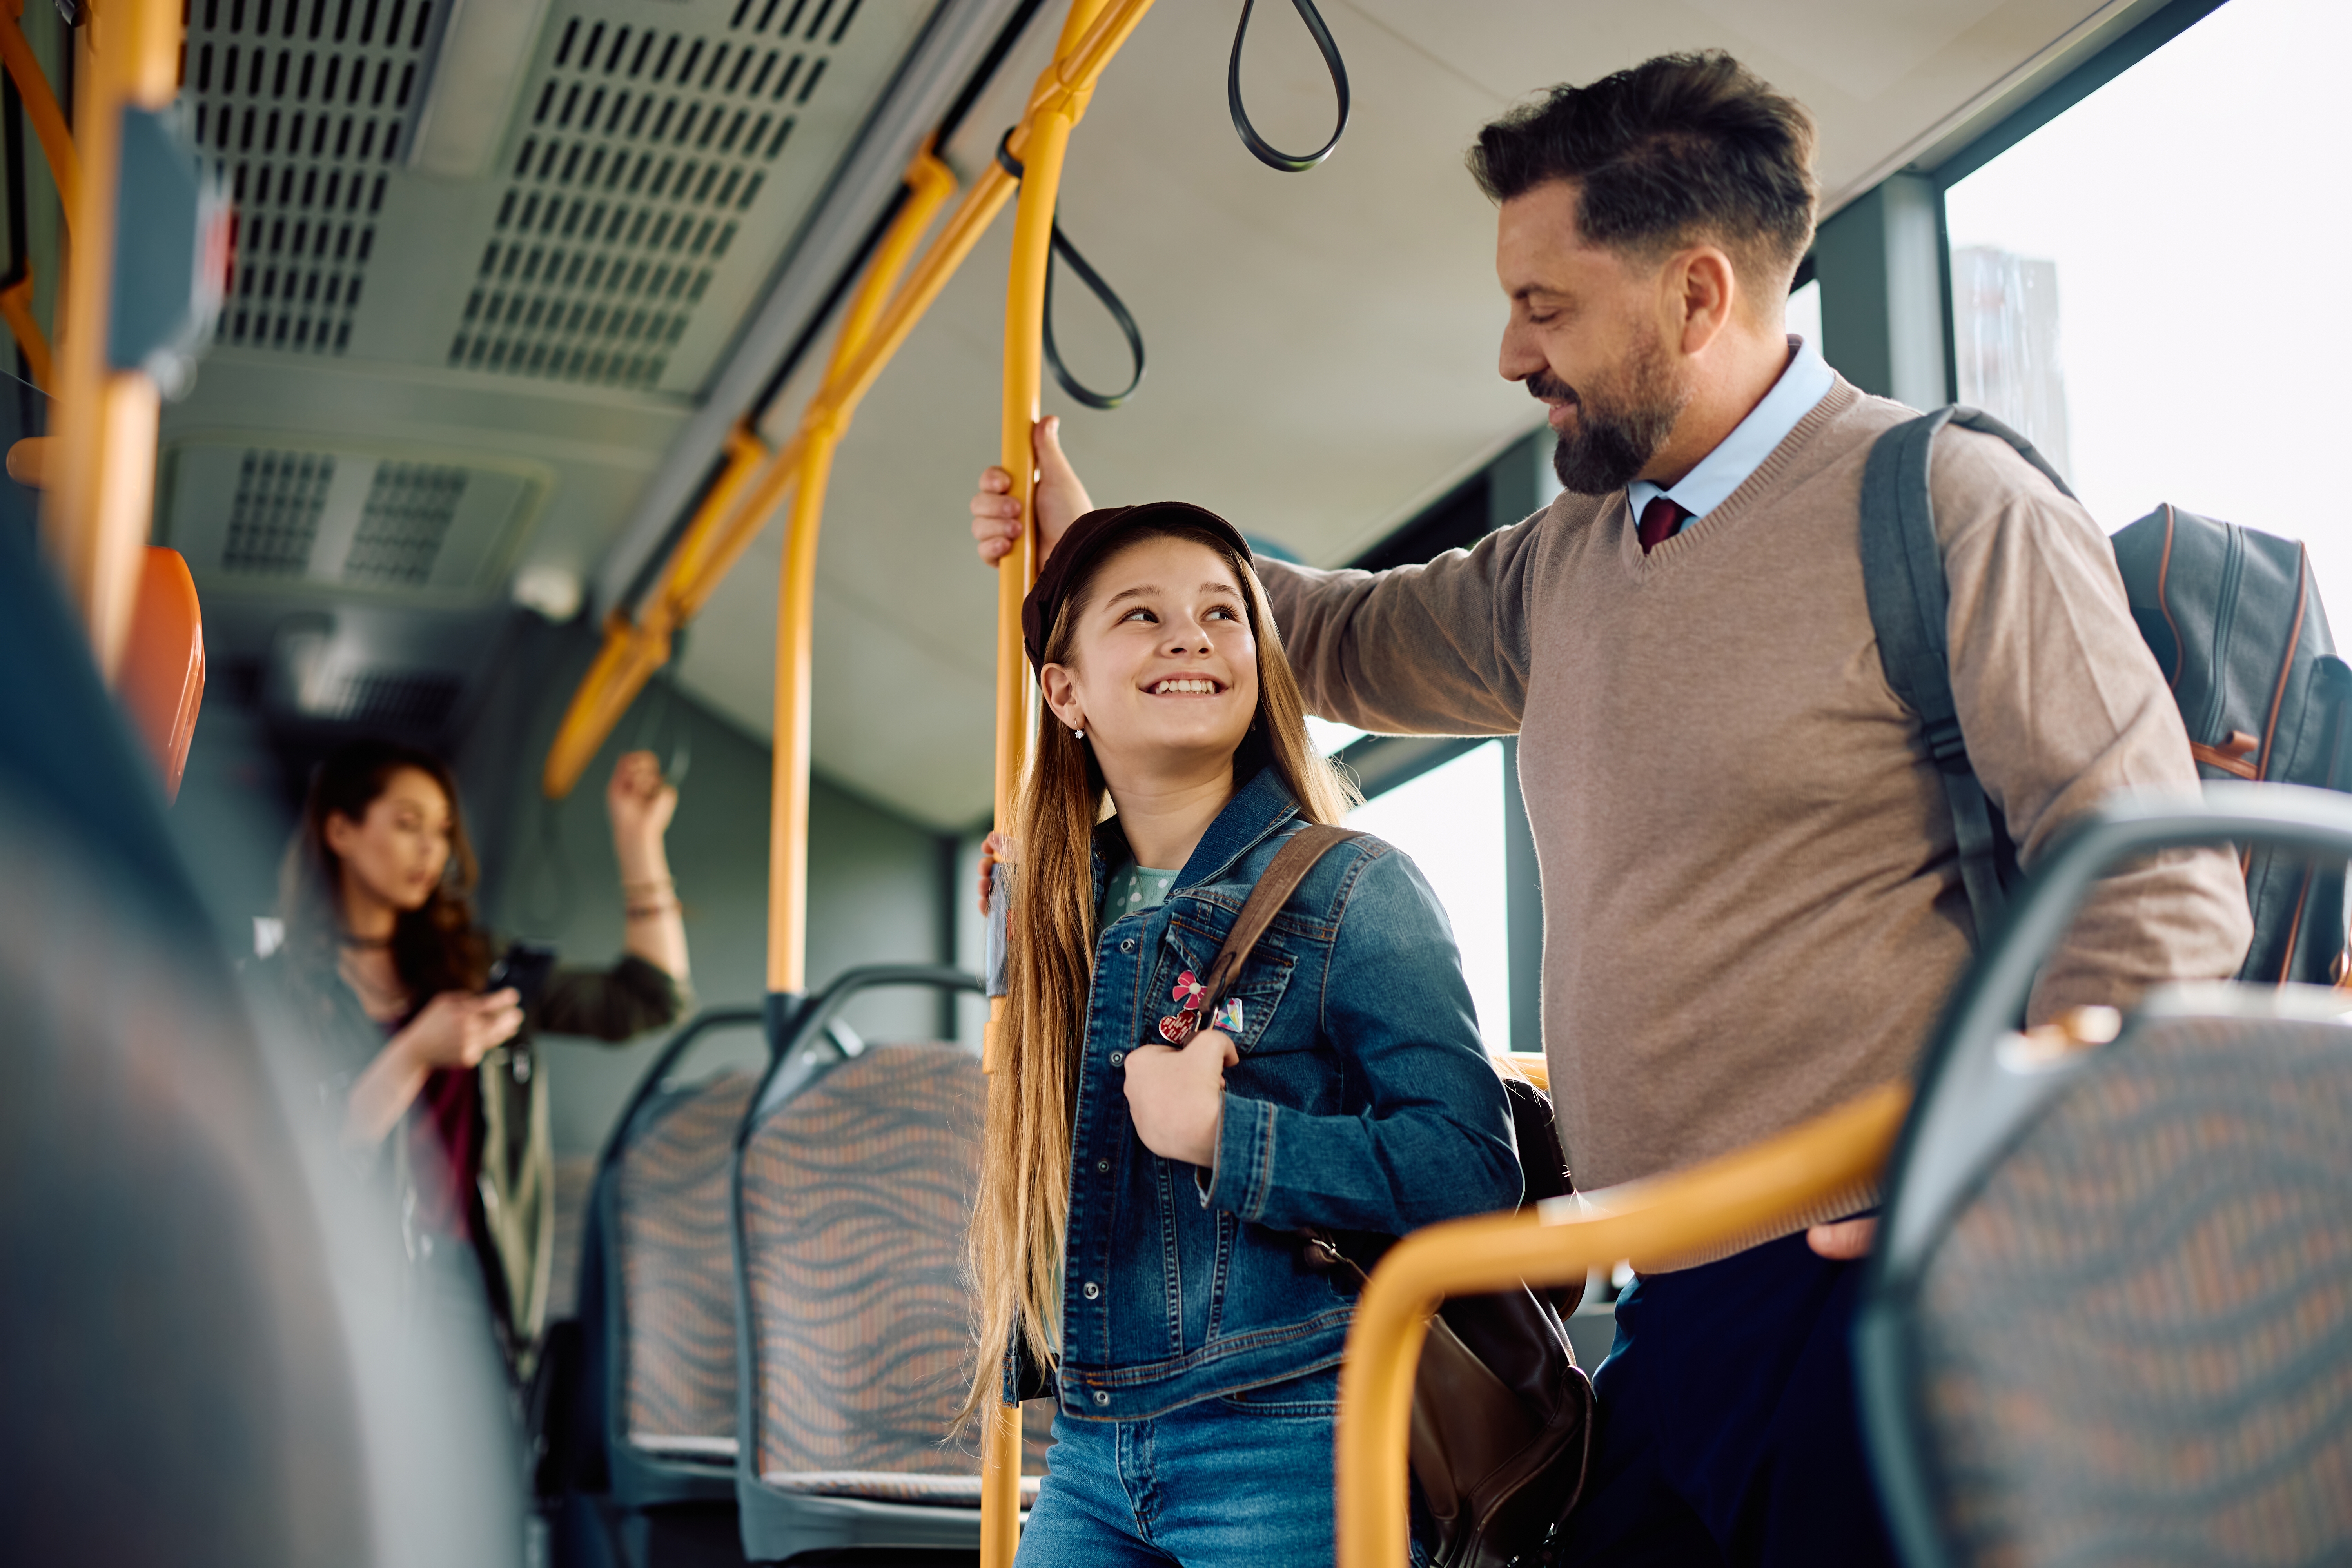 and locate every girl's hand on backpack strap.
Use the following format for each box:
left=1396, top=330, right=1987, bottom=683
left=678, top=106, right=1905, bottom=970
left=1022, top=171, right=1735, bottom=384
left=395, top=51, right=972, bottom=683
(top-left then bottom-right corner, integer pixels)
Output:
left=1124, top=1027, right=1239, bottom=1169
